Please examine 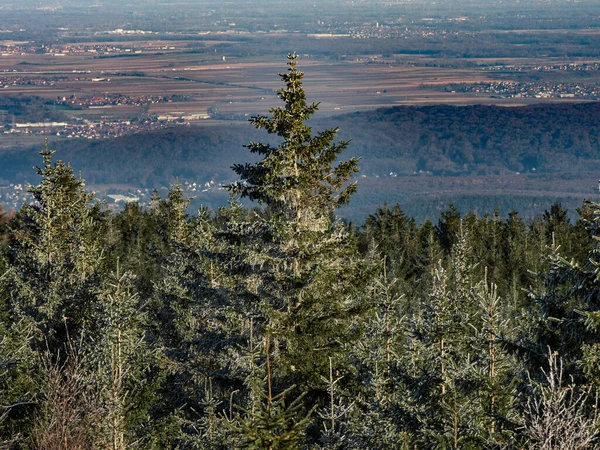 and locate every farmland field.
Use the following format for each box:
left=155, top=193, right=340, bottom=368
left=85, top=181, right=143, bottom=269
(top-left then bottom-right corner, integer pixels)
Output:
left=4, top=51, right=600, bottom=122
